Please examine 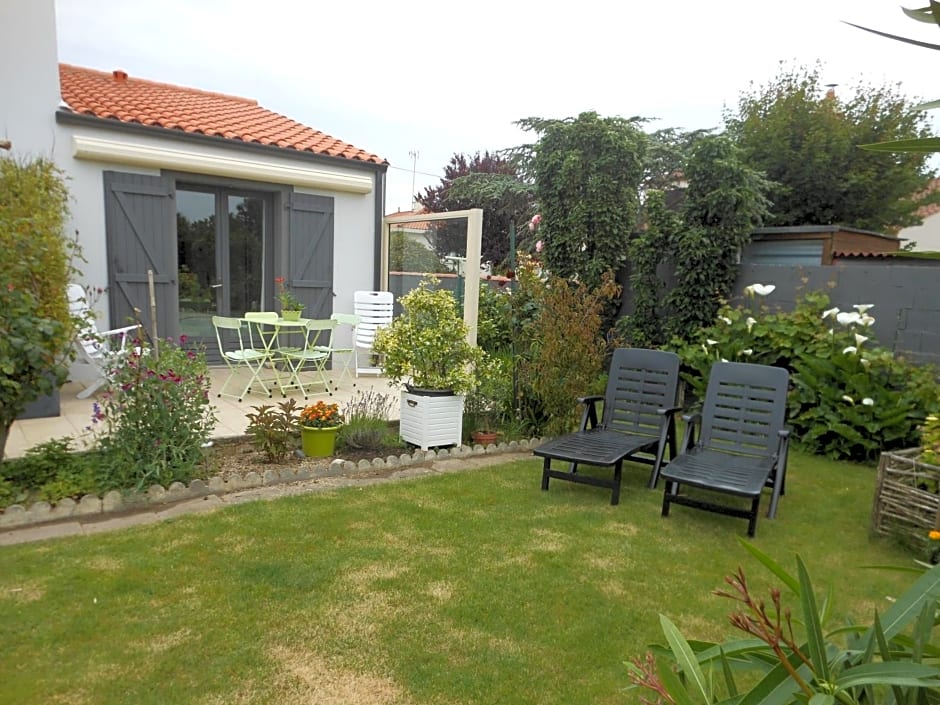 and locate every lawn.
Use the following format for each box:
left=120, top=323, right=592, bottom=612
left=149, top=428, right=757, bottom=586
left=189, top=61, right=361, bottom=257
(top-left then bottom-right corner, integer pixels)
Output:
left=0, top=450, right=916, bottom=705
